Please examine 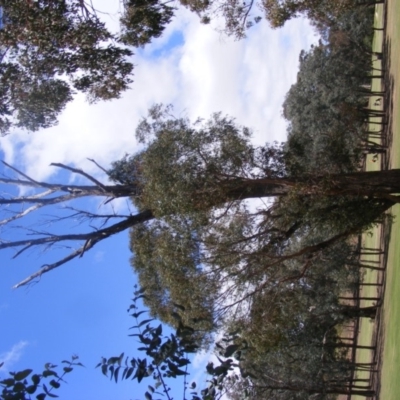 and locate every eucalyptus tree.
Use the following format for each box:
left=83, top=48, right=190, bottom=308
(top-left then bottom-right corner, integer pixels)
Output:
left=0, top=0, right=133, bottom=134
left=221, top=280, right=374, bottom=398
left=120, top=0, right=376, bottom=42
left=0, top=0, right=376, bottom=135
left=261, top=0, right=380, bottom=29
left=119, top=0, right=263, bottom=42
left=282, top=6, right=378, bottom=177
left=0, top=106, right=392, bottom=397
left=1, top=104, right=399, bottom=294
